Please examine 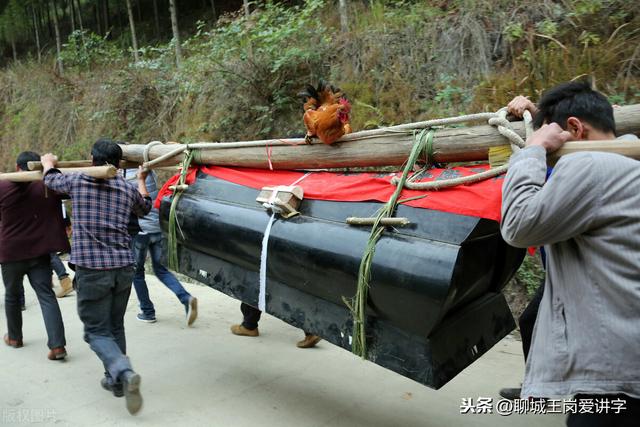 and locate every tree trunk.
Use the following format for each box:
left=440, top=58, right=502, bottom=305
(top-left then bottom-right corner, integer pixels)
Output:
left=46, top=1, right=54, bottom=38
left=32, top=5, right=42, bottom=62
left=210, top=0, right=217, bottom=21
left=68, top=0, right=76, bottom=32
left=95, top=3, right=102, bottom=35
left=152, top=0, right=161, bottom=39
left=51, top=0, right=64, bottom=74
left=338, top=0, right=348, bottom=33
left=135, top=0, right=142, bottom=22
left=169, top=0, right=182, bottom=67
left=75, top=0, right=84, bottom=30
left=243, top=0, right=250, bottom=18
left=125, top=0, right=140, bottom=61
left=11, top=38, right=17, bottom=61
left=118, top=105, right=640, bottom=169
left=103, top=0, right=110, bottom=35
left=243, top=0, right=253, bottom=57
